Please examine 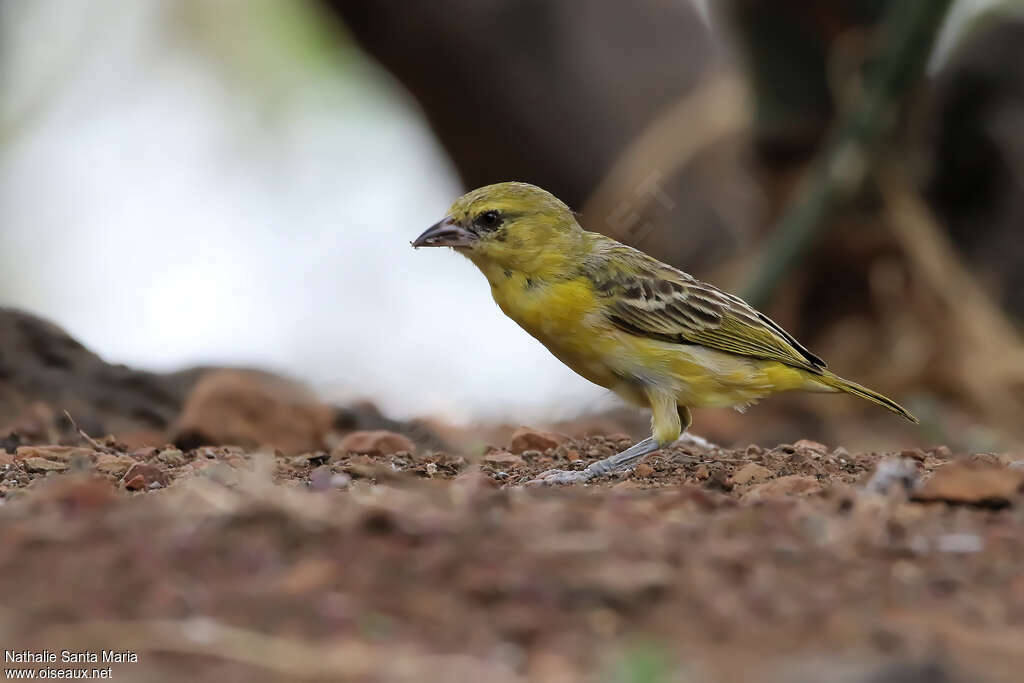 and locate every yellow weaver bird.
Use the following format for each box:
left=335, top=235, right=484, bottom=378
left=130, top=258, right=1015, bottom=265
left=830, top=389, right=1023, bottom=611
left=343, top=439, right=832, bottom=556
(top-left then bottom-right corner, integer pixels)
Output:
left=413, top=182, right=916, bottom=484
